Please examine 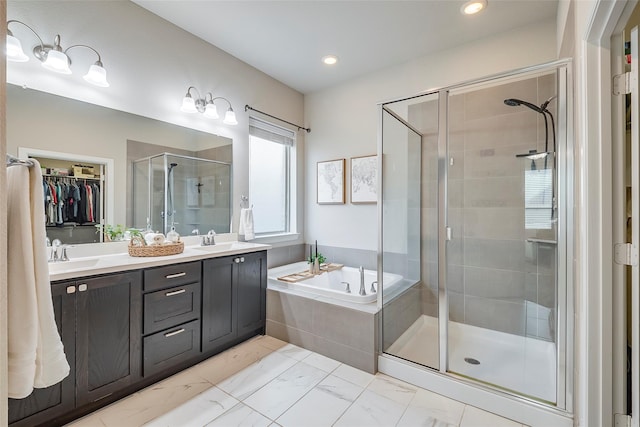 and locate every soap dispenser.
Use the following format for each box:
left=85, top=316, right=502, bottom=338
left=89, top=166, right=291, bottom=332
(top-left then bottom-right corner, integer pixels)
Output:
left=166, top=225, right=180, bottom=243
